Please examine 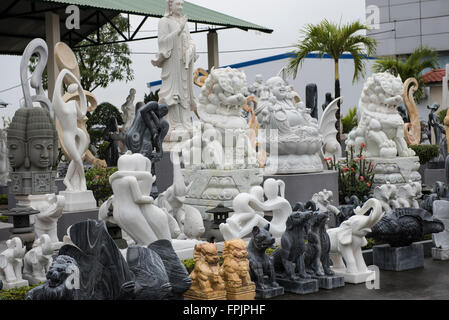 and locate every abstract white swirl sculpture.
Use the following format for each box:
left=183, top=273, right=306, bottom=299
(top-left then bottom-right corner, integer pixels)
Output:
left=219, top=179, right=292, bottom=241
